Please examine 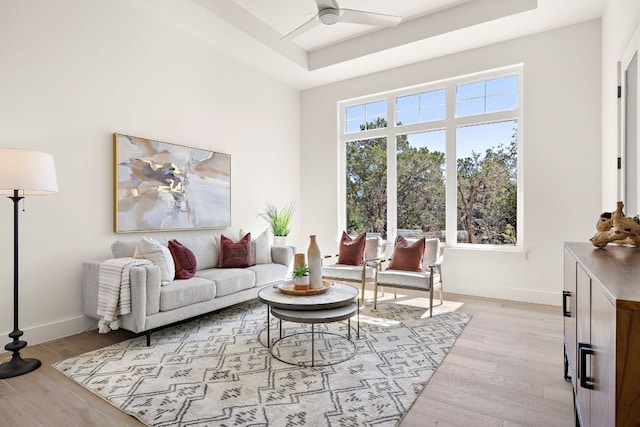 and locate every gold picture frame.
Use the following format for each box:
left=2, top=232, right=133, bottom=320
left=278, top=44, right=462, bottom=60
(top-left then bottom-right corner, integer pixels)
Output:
left=113, top=133, right=231, bottom=233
